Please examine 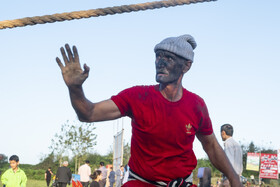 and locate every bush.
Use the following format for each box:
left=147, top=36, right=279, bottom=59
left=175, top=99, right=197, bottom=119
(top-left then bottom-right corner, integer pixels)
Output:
left=23, top=168, right=45, bottom=180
